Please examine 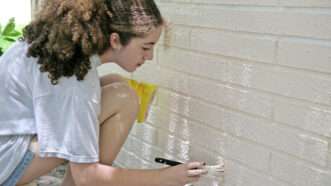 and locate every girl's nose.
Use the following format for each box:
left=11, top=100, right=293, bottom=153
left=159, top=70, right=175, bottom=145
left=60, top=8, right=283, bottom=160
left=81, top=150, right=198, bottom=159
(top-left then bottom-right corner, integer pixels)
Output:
left=144, top=49, right=154, bottom=61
